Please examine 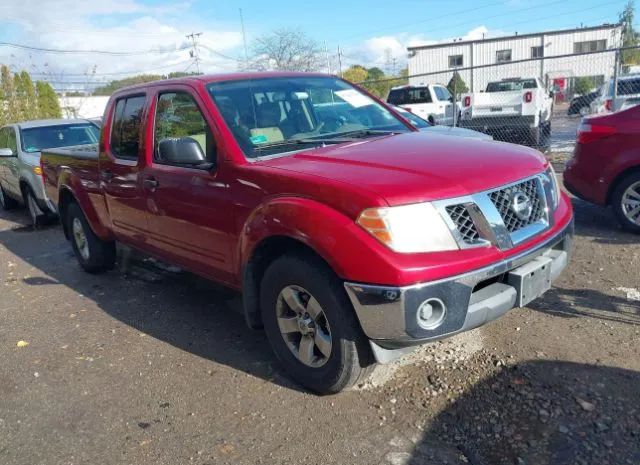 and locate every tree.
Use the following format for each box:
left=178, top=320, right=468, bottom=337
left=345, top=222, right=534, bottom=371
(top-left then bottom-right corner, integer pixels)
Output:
left=36, top=81, right=61, bottom=119
left=93, top=74, right=164, bottom=96
left=250, top=29, right=322, bottom=72
left=342, top=65, right=368, bottom=84
left=1, top=65, right=20, bottom=124
left=574, top=77, right=595, bottom=96
left=14, top=71, right=38, bottom=121
left=447, top=72, right=469, bottom=97
left=620, top=1, right=640, bottom=65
